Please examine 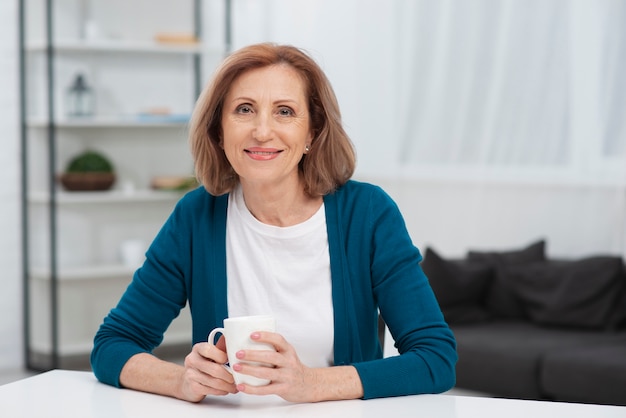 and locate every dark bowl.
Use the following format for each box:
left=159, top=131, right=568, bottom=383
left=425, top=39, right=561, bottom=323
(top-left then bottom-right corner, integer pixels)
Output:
left=58, top=172, right=116, bottom=191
